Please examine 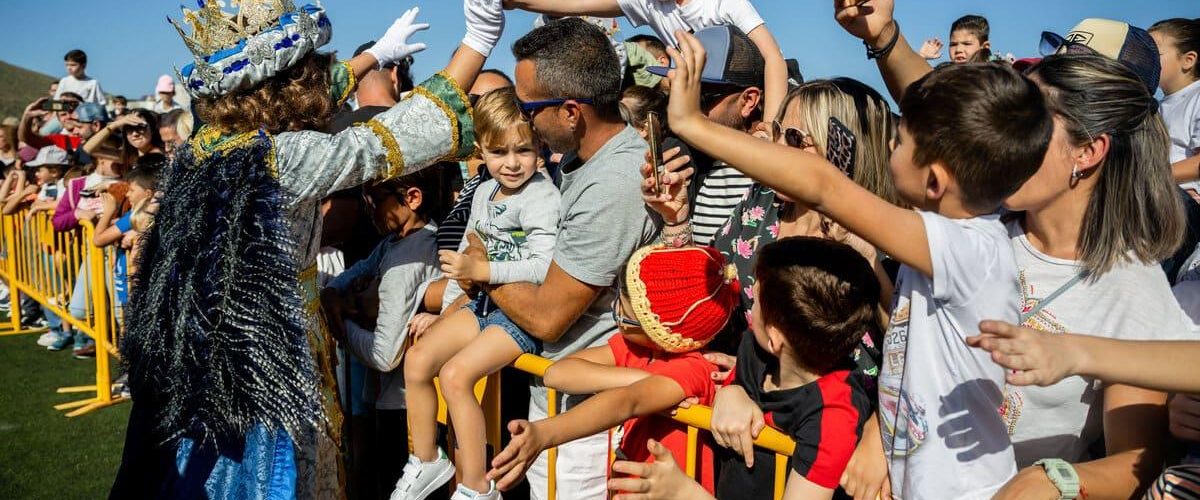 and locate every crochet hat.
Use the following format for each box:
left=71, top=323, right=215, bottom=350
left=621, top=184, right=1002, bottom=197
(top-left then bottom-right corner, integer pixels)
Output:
left=170, top=0, right=332, bottom=99
left=625, top=245, right=739, bottom=353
